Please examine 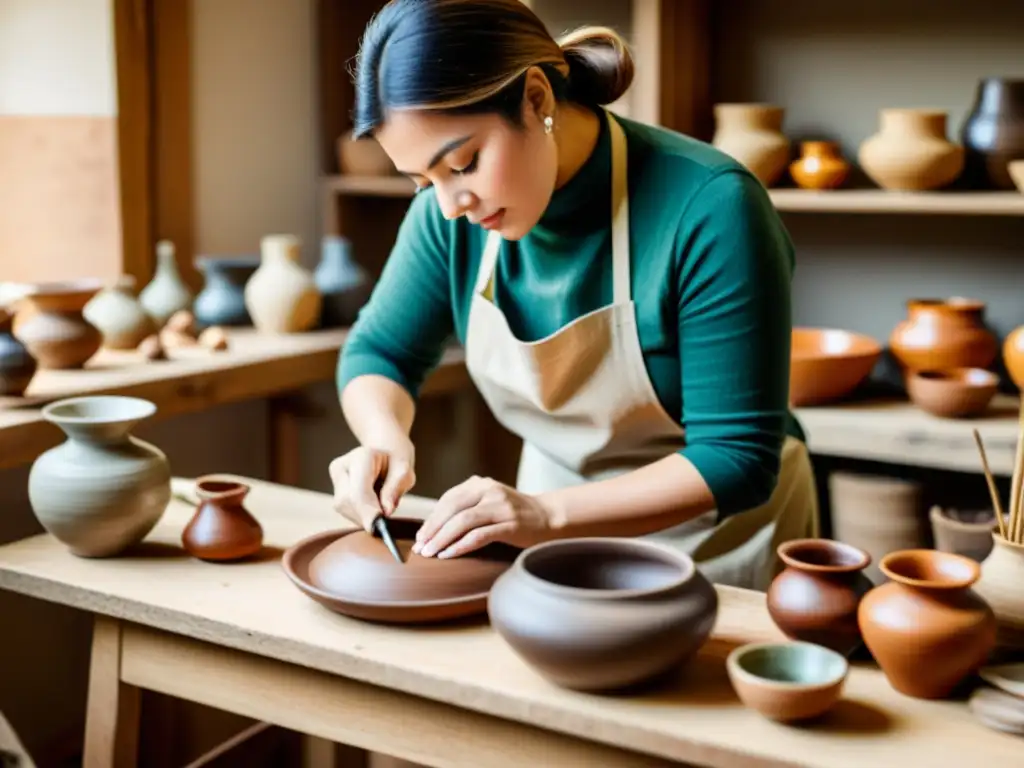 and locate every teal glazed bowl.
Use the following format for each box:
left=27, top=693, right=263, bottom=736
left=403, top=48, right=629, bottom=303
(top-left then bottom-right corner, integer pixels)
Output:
left=727, top=641, right=848, bottom=722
